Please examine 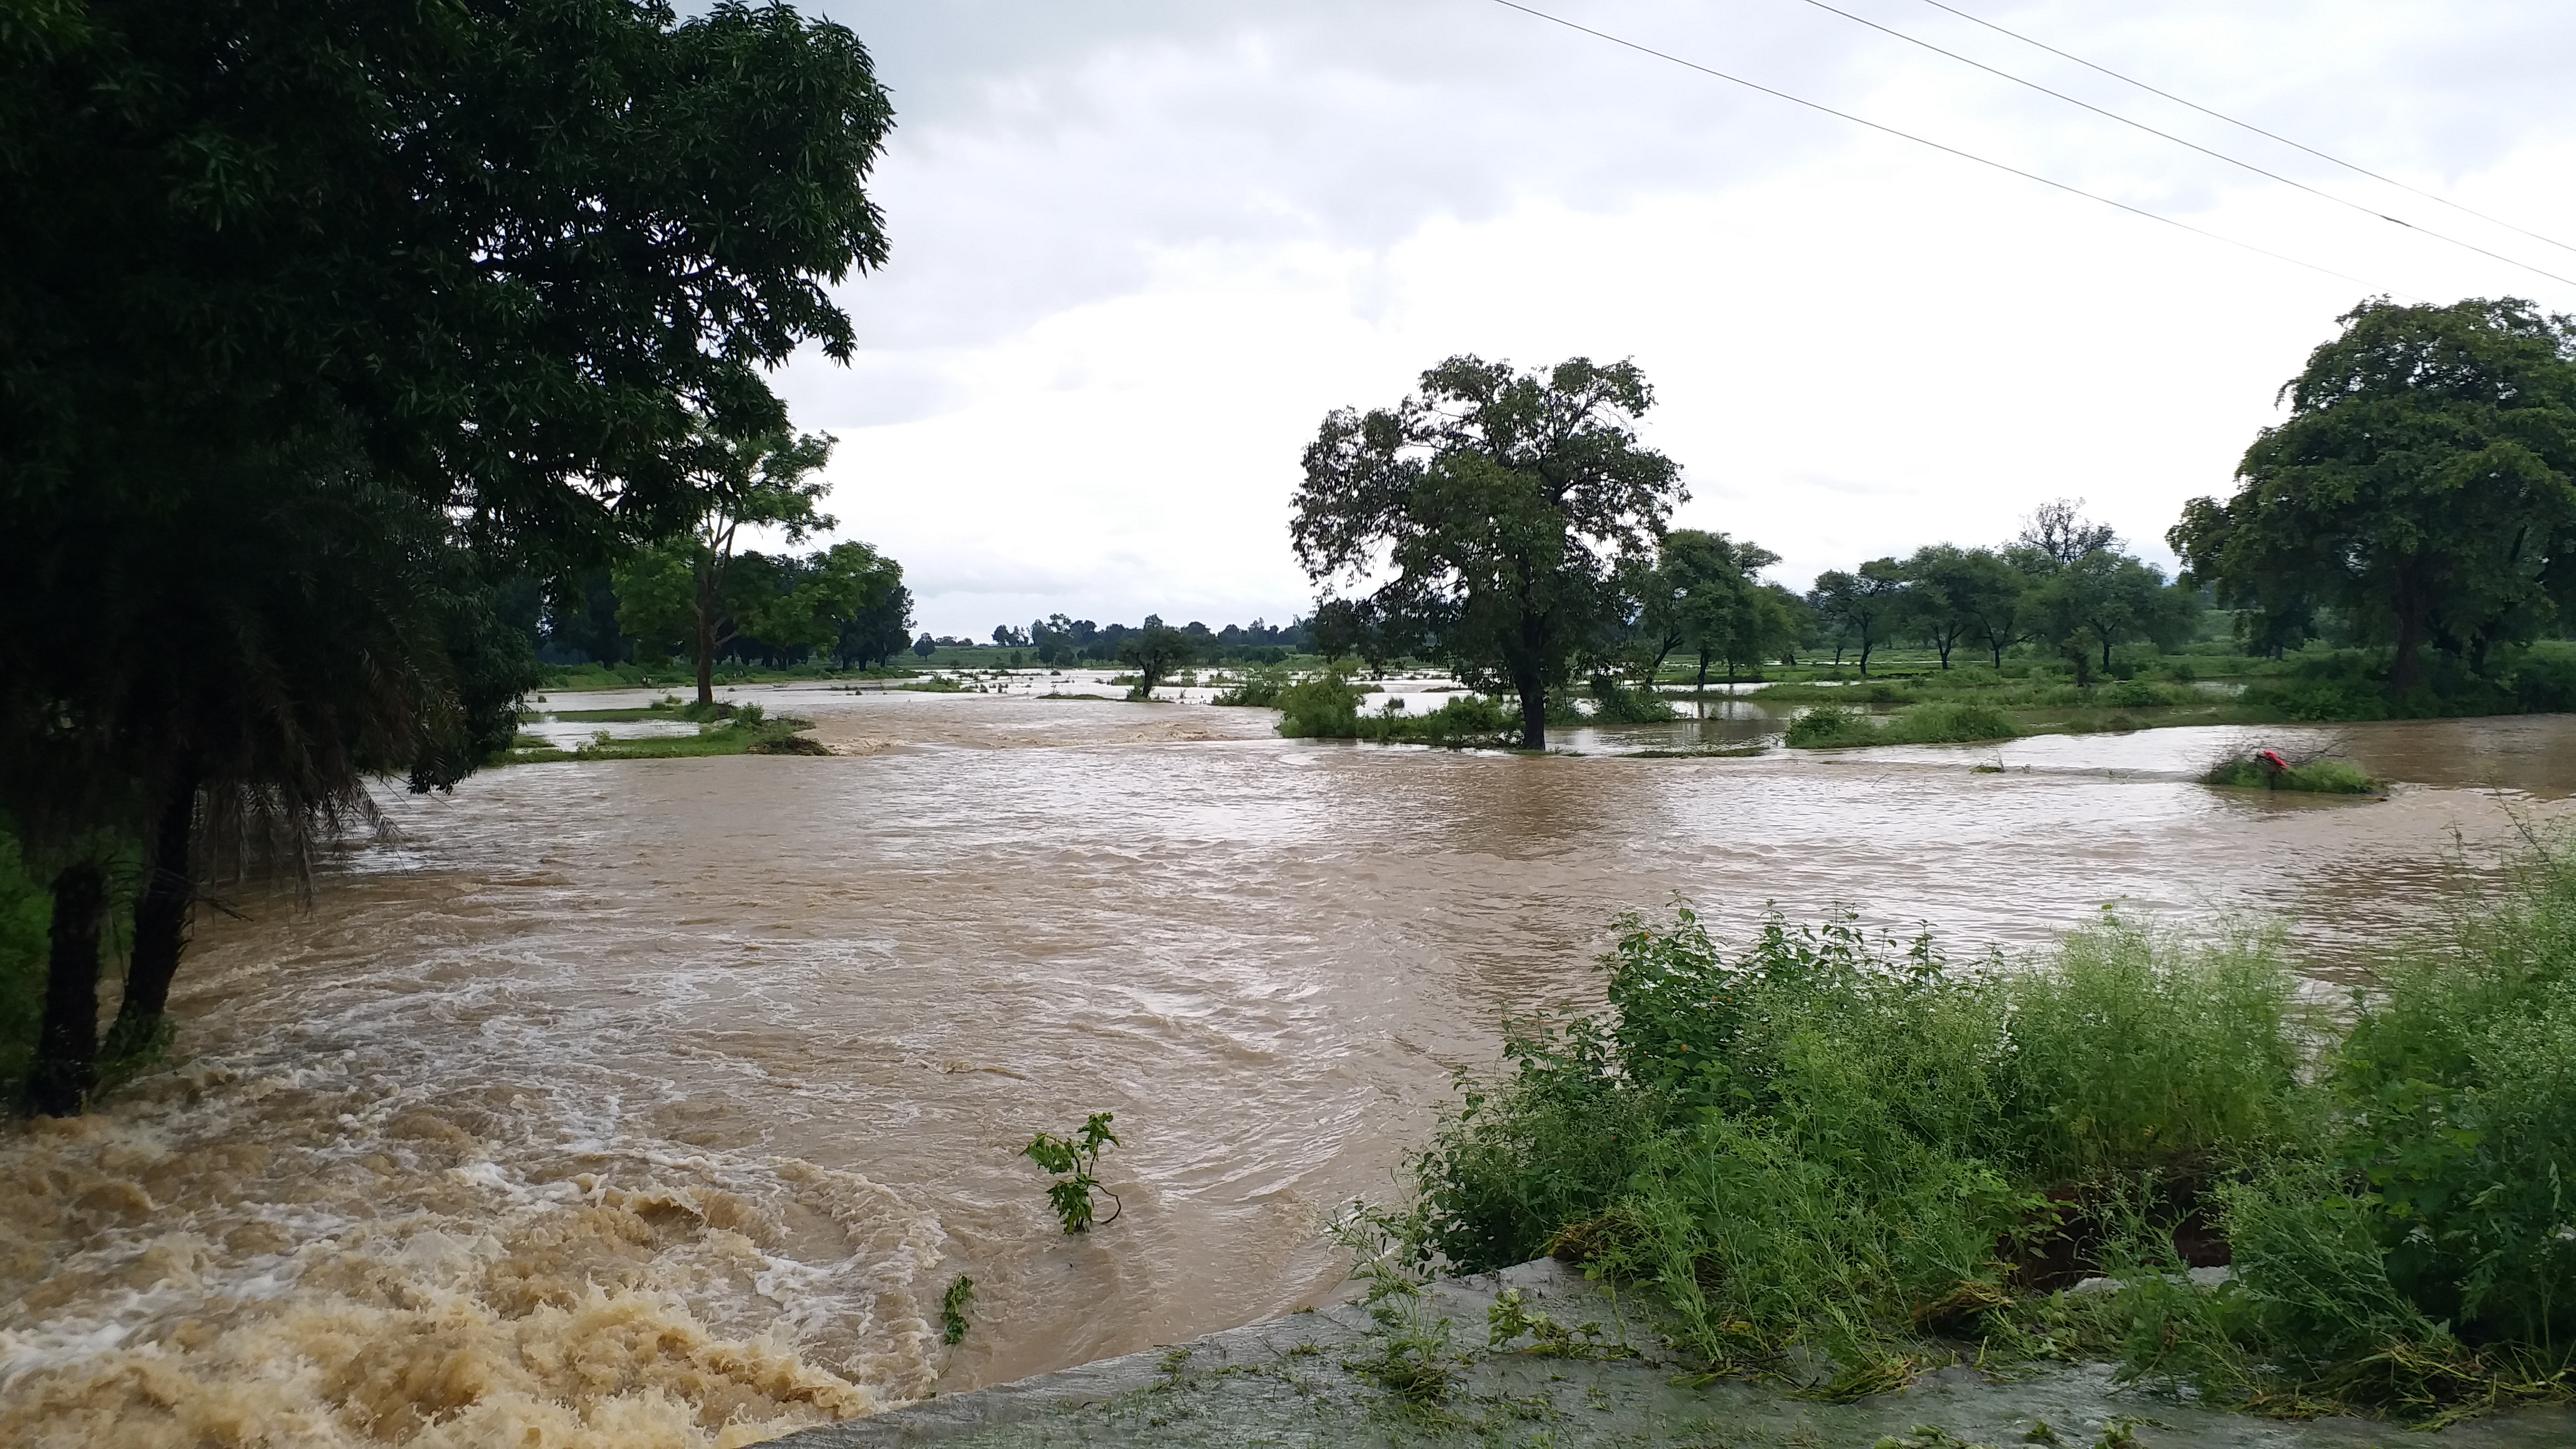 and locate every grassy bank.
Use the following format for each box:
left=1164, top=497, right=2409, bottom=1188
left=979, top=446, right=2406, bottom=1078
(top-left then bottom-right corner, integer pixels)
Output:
left=1733, top=641, right=2576, bottom=738
left=1398, top=841, right=2576, bottom=1425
